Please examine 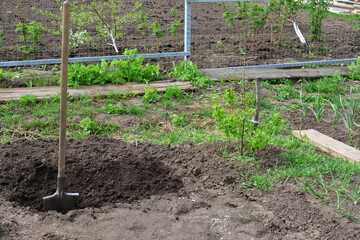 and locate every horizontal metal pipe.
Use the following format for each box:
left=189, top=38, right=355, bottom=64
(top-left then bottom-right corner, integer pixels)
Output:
left=187, top=0, right=264, bottom=2
left=203, top=58, right=359, bottom=70
left=0, top=52, right=191, bottom=67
